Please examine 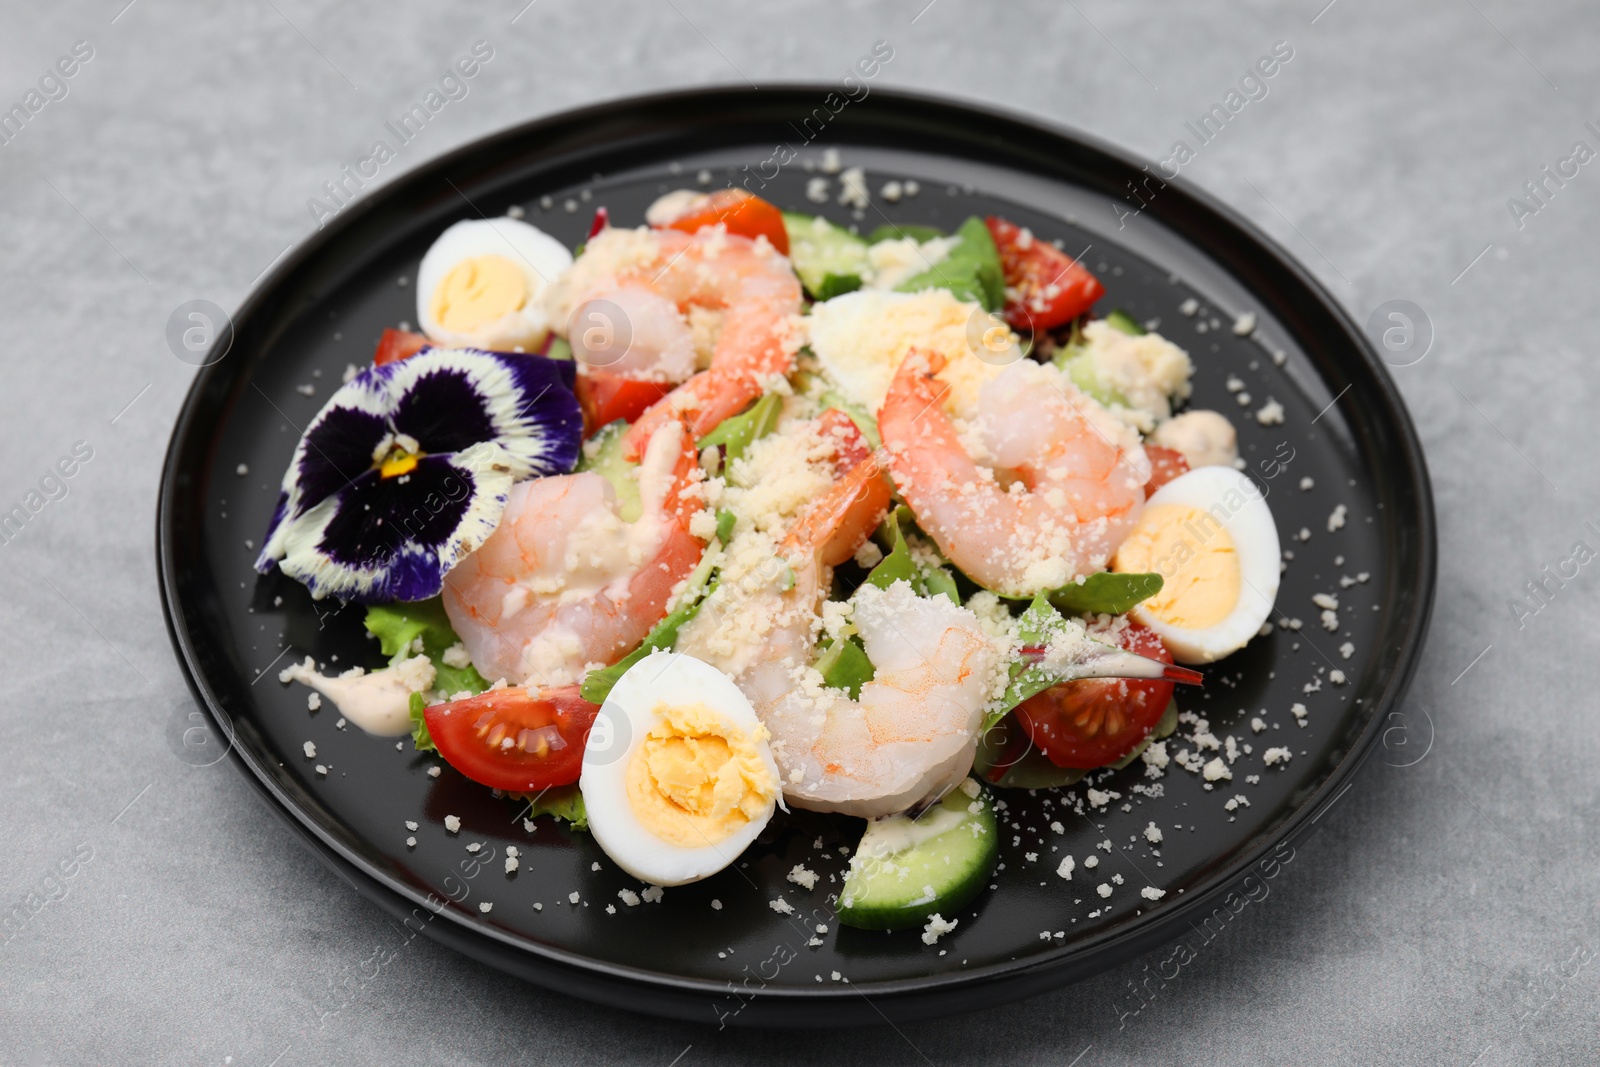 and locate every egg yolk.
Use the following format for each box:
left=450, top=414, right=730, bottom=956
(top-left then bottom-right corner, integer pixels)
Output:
left=625, top=702, right=777, bottom=849
left=1112, top=503, right=1241, bottom=629
left=429, top=254, right=527, bottom=333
